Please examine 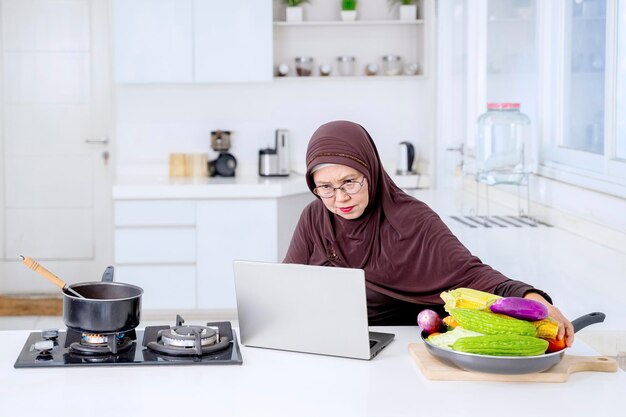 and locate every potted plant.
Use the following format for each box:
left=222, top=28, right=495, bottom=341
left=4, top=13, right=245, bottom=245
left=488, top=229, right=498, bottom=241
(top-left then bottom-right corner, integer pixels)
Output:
left=341, top=0, right=357, bottom=21
left=388, top=0, right=418, bottom=21
left=283, top=0, right=310, bottom=23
